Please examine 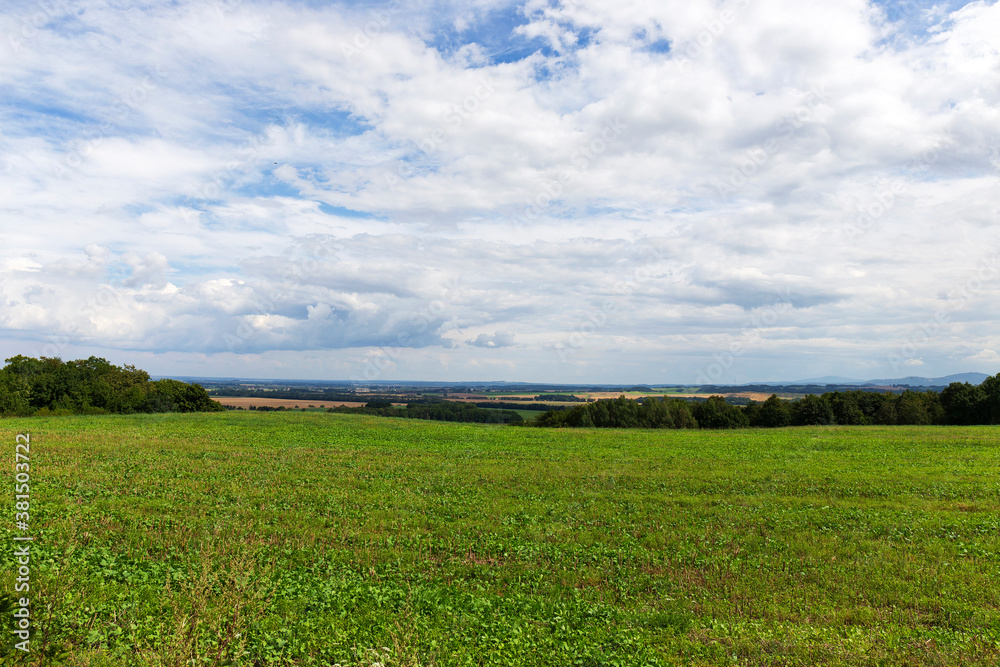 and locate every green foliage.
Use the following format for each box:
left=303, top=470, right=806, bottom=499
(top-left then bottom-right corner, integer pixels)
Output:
left=535, top=396, right=700, bottom=429
left=0, top=370, right=31, bottom=416
left=825, top=391, right=861, bottom=425
left=147, top=378, right=224, bottom=413
left=693, top=395, right=749, bottom=429
left=980, top=374, right=1000, bottom=425
left=752, top=394, right=792, bottom=427
left=941, top=382, right=987, bottom=425
left=895, top=389, right=943, bottom=425
left=532, top=376, right=1000, bottom=431
left=668, top=399, right=698, bottom=429
left=792, top=393, right=835, bottom=426
left=329, top=400, right=524, bottom=424
left=0, top=355, right=223, bottom=418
